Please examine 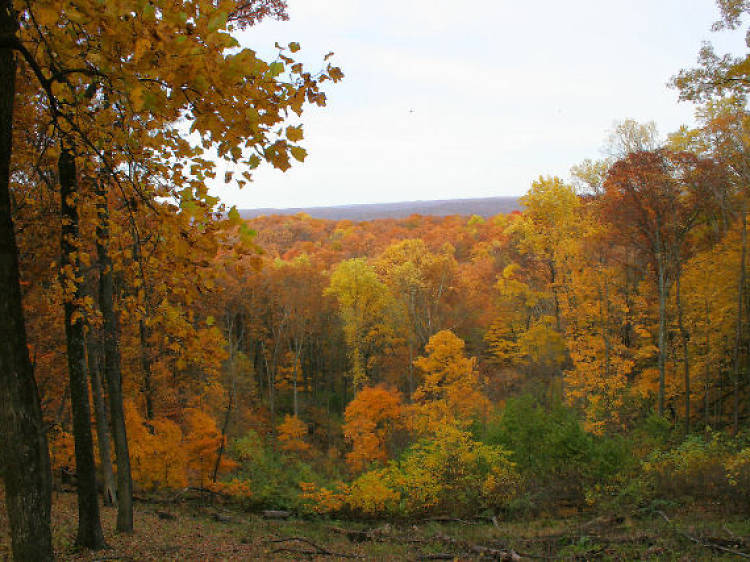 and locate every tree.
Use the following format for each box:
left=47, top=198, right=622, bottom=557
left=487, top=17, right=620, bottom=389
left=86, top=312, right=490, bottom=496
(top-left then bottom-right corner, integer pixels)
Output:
left=411, top=330, right=489, bottom=432
left=2, top=0, right=340, bottom=551
left=601, top=149, right=714, bottom=417
left=0, top=1, right=54, bottom=558
left=375, top=239, right=457, bottom=395
left=326, top=258, right=395, bottom=391
left=59, top=148, right=104, bottom=548
left=672, top=0, right=750, bottom=102
left=342, top=385, right=403, bottom=472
